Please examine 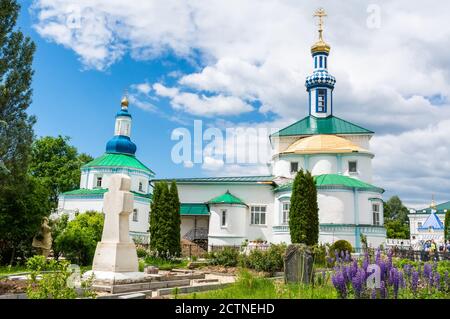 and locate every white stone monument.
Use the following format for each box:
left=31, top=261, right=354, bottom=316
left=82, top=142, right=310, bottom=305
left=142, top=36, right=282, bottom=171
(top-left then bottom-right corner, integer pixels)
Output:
left=85, top=174, right=144, bottom=282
